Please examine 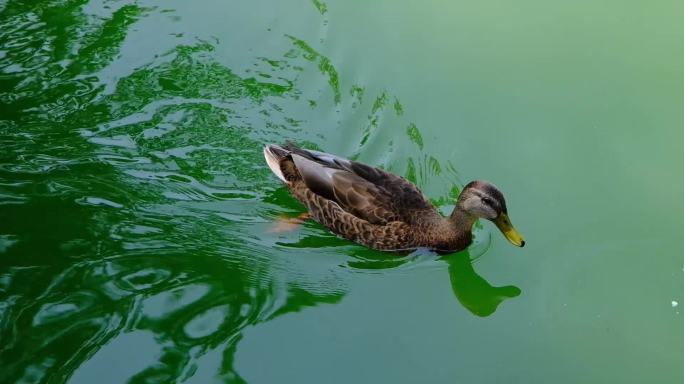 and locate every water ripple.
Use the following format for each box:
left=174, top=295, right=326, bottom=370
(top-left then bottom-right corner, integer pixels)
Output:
left=0, top=1, right=485, bottom=382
